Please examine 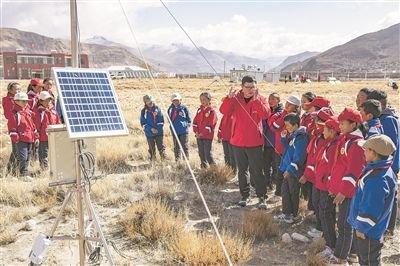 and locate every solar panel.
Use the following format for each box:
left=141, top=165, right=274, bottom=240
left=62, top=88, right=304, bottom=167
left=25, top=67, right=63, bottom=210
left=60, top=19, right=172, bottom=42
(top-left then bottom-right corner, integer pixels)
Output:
left=52, top=68, right=128, bottom=139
